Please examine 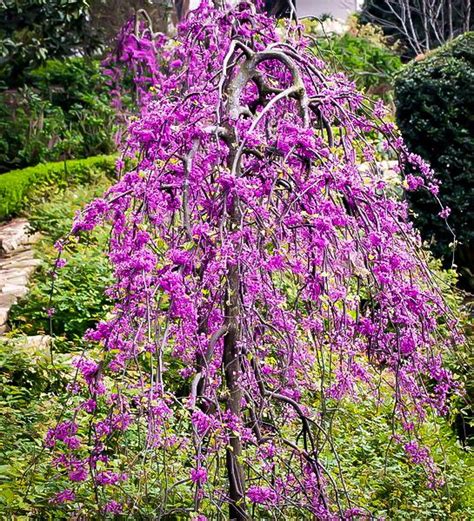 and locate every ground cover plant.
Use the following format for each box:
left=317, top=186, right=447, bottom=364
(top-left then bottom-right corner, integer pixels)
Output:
left=0, top=177, right=114, bottom=517
left=9, top=178, right=114, bottom=339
